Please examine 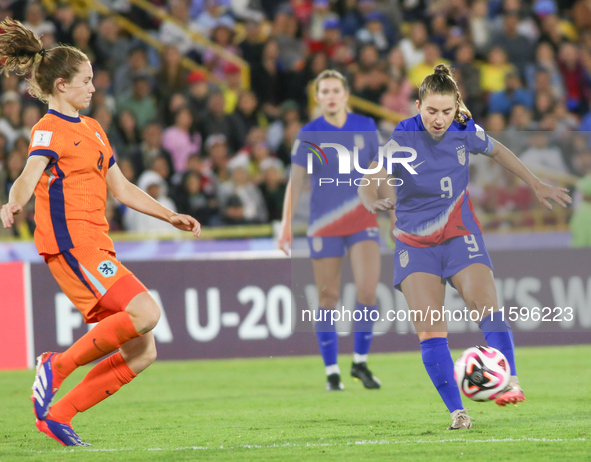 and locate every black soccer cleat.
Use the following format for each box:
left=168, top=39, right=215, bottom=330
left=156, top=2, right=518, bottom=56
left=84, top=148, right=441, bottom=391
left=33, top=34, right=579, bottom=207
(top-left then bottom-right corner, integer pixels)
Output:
left=326, top=373, right=345, bottom=391
left=350, top=362, right=381, bottom=389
